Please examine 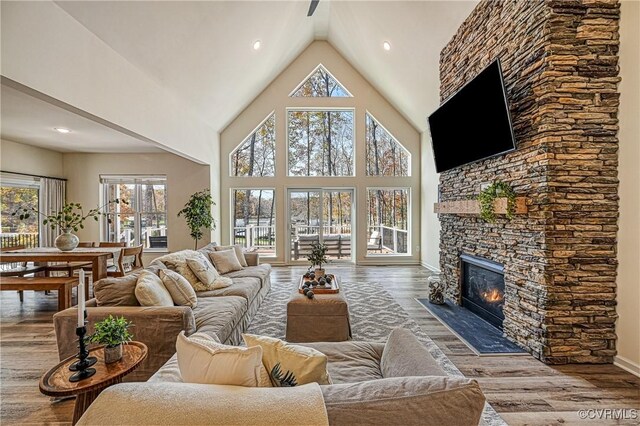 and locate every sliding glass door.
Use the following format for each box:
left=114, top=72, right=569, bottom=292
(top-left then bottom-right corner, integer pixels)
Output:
left=288, top=189, right=353, bottom=263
